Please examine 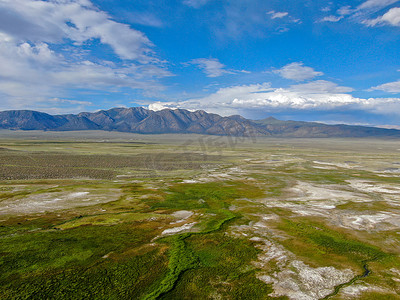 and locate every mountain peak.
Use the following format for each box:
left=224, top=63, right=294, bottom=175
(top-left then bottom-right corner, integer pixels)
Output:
left=1, top=107, right=400, bottom=138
